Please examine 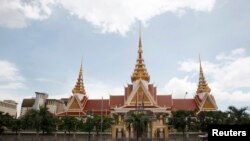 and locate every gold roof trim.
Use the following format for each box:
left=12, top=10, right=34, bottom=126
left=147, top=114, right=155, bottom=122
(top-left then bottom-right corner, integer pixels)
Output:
left=196, top=56, right=211, bottom=94
left=131, top=31, right=150, bottom=82
left=72, top=62, right=86, bottom=95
